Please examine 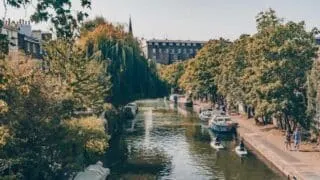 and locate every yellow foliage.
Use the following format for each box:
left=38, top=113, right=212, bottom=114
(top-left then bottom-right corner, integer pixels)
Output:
left=78, top=23, right=126, bottom=49
left=66, top=116, right=105, bottom=132
left=65, top=116, right=108, bottom=154
left=0, top=126, right=10, bottom=147
left=85, top=139, right=107, bottom=154
left=0, top=100, right=8, bottom=114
